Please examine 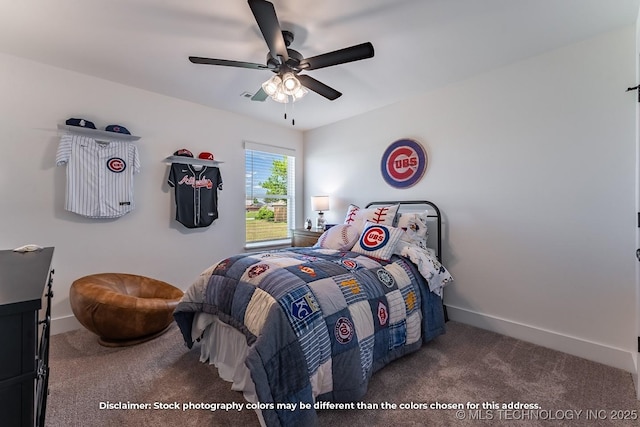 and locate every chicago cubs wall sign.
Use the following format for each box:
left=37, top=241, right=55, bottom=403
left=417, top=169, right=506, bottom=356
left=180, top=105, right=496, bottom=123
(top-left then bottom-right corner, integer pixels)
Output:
left=380, top=139, right=427, bottom=188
